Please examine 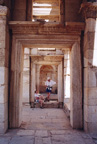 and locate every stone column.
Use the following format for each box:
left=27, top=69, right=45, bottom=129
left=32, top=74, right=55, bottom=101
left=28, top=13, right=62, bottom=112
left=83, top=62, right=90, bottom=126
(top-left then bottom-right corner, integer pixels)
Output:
left=36, top=65, right=40, bottom=92
left=70, top=42, right=82, bottom=129
left=23, top=48, right=30, bottom=103
left=0, top=6, right=8, bottom=134
left=81, top=2, right=97, bottom=132
left=63, top=49, right=71, bottom=105
left=9, top=39, right=24, bottom=128
left=58, top=61, right=63, bottom=103
left=31, top=62, right=36, bottom=103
